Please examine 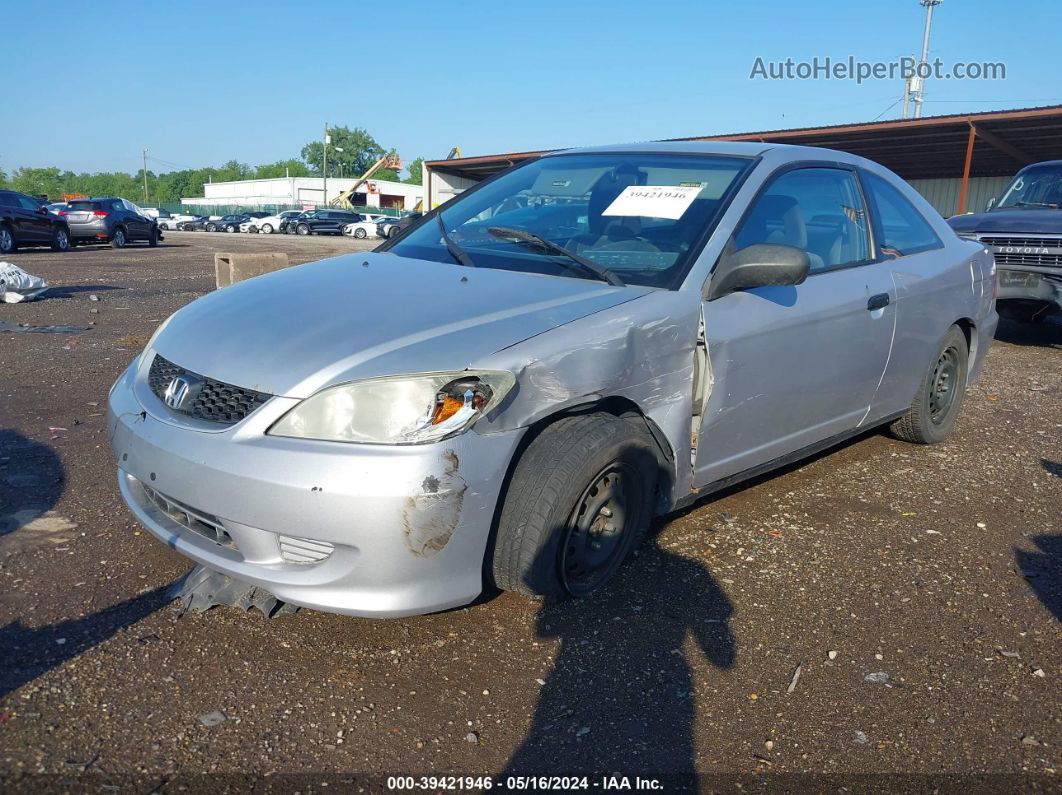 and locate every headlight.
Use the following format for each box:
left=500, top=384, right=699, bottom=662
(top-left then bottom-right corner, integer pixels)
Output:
left=955, top=232, right=980, bottom=241
left=268, top=371, right=515, bottom=445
